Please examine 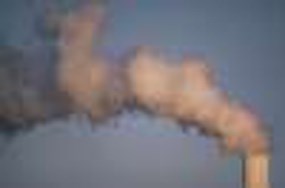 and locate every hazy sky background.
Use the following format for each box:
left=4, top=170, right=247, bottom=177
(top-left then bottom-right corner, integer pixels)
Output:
left=0, top=0, right=284, bottom=188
